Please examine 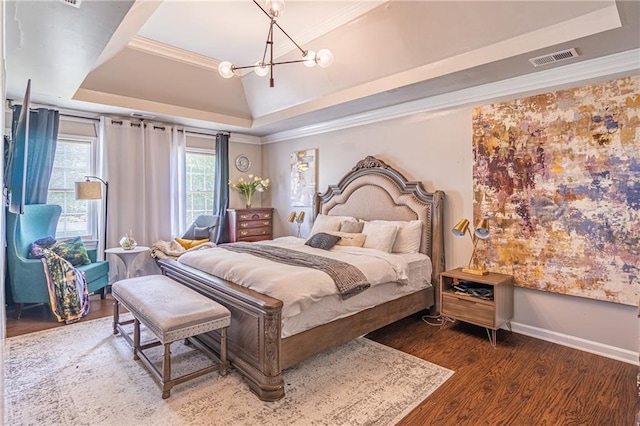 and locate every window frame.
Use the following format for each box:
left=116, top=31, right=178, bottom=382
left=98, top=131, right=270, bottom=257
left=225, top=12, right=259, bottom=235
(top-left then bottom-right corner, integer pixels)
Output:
left=184, top=147, right=216, bottom=227
left=48, top=134, right=99, bottom=241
